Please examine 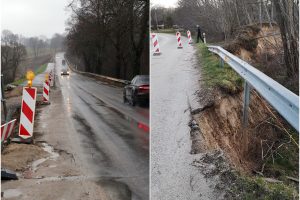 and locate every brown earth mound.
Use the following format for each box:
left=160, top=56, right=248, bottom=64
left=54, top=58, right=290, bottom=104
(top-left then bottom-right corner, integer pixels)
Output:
left=194, top=89, right=298, bottom=177
left=222, top=24, right=298, bottom=93
left=2, top=143, right=49, bottom=171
